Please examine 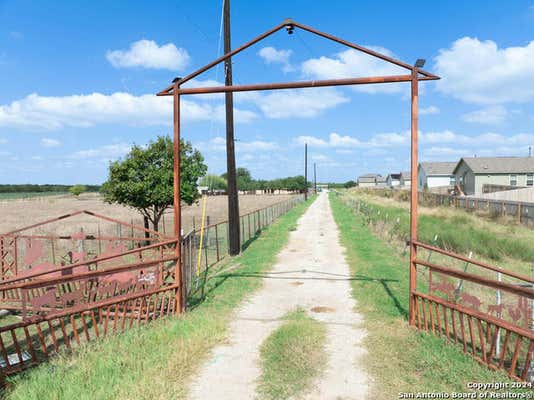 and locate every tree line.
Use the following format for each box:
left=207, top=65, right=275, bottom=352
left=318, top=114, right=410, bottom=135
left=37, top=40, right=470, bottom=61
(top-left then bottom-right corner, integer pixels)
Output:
left=0, top=184, right=101, bottom=193
left=201, top=168, right=309, bottom=192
